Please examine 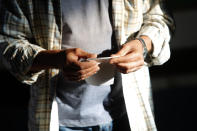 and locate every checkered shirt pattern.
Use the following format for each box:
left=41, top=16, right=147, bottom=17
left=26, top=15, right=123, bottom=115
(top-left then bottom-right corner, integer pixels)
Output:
left=0, top=0, right=174, bottom=131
